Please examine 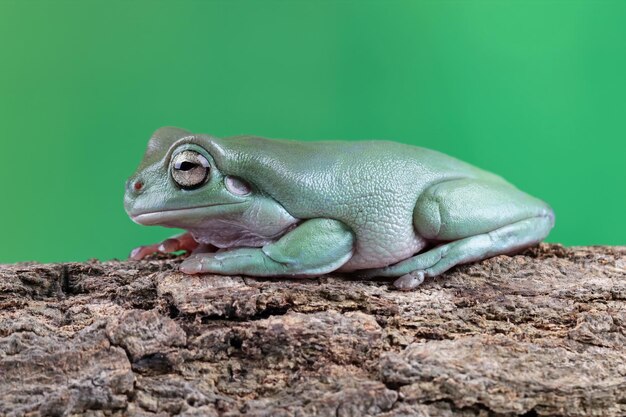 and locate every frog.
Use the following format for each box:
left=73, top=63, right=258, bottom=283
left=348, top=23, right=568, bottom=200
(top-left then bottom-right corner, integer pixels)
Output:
left=124, top=127, right=555, bottom=290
